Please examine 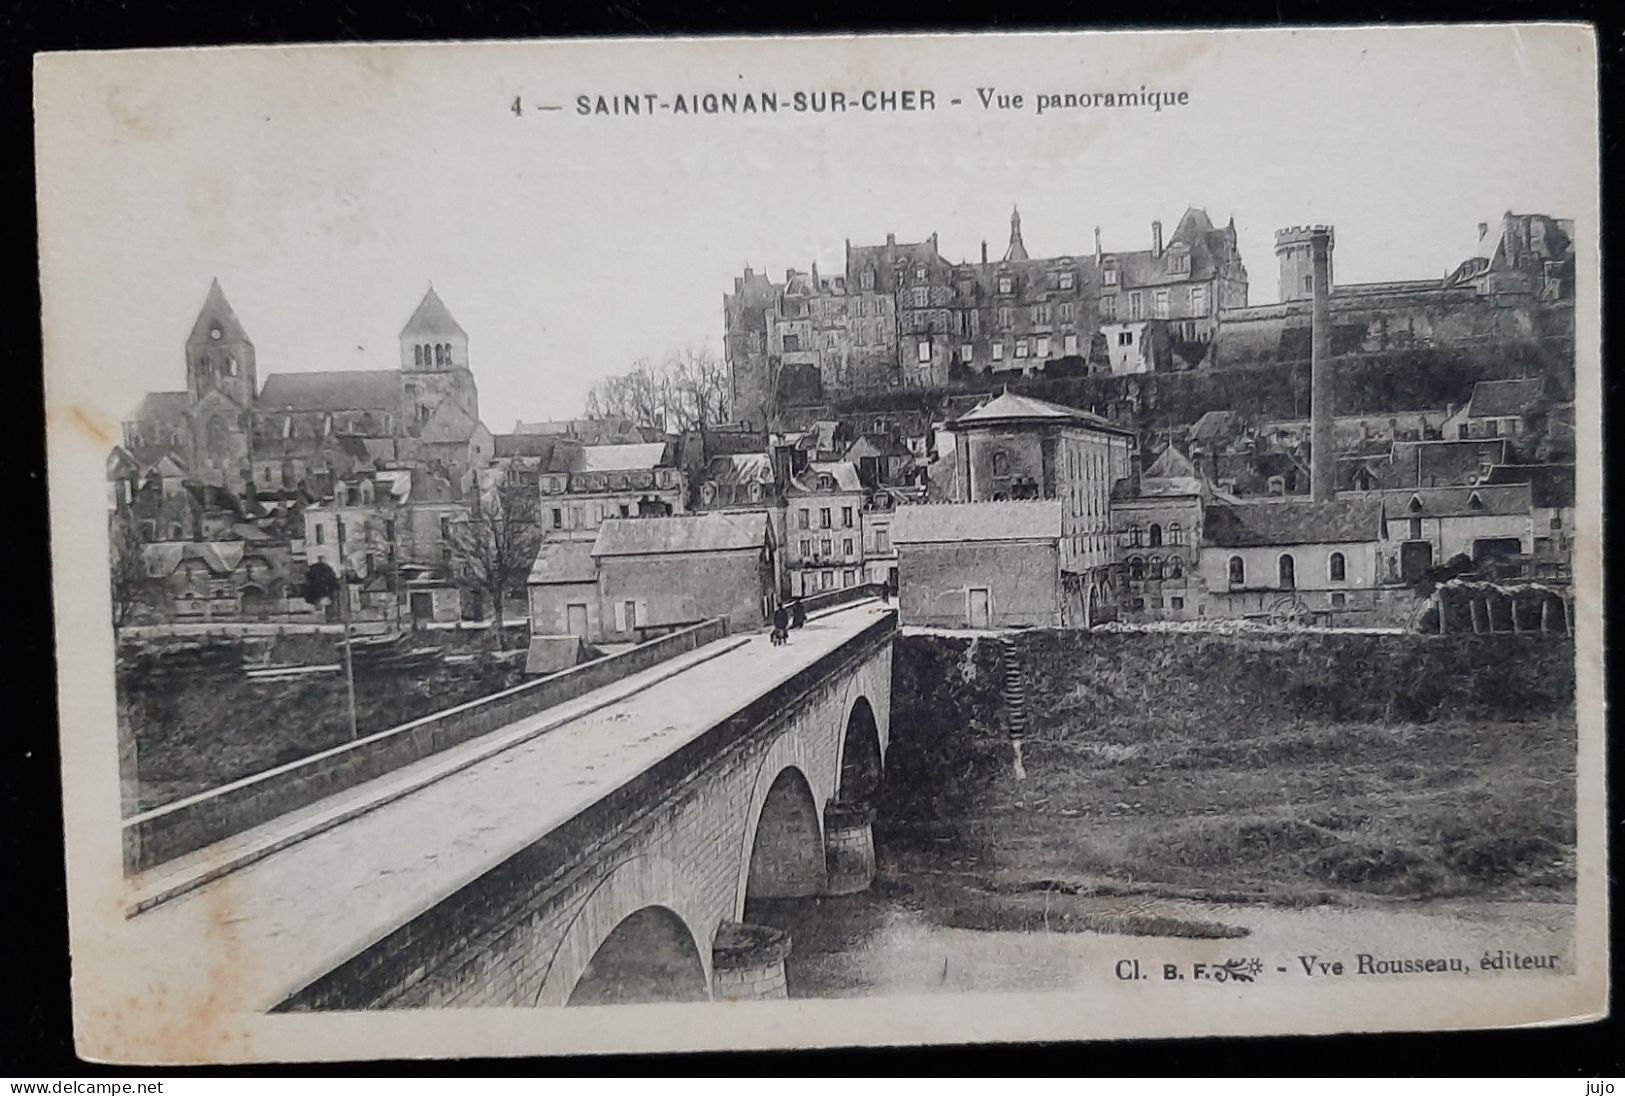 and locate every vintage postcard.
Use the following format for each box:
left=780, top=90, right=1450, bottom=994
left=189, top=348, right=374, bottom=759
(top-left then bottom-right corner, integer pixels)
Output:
left=37, top=24, right=1604, bottom=1062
